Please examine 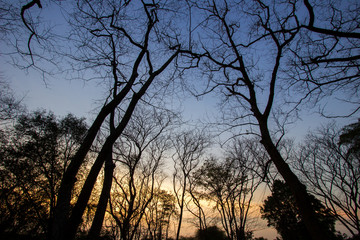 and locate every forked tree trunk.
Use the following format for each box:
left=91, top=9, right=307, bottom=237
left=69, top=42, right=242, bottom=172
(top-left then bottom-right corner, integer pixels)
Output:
left=87, top=151, right=115, bottom=240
